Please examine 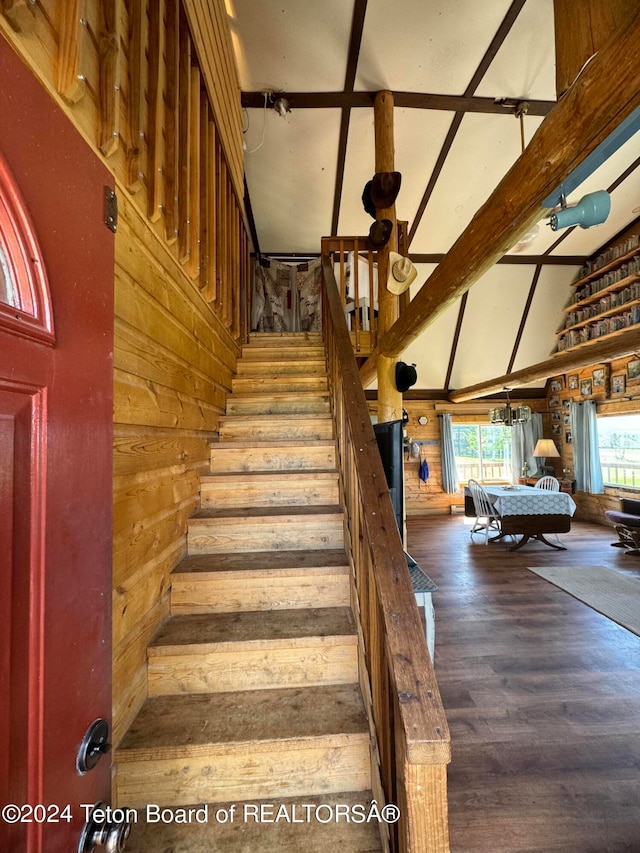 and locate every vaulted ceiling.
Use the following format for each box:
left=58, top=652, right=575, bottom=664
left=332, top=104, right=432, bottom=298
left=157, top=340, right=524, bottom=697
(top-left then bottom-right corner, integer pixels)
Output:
left=227, top=0, right=640, bottom=392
